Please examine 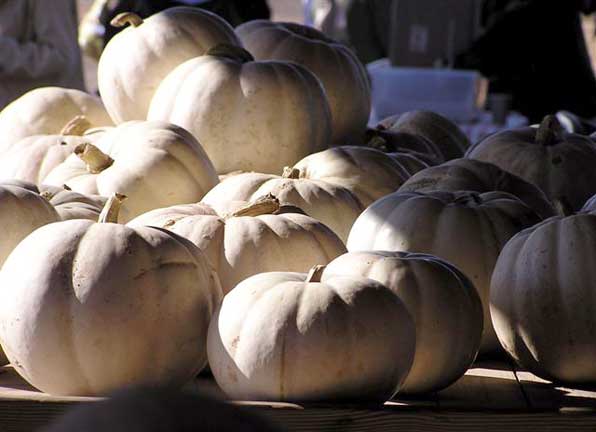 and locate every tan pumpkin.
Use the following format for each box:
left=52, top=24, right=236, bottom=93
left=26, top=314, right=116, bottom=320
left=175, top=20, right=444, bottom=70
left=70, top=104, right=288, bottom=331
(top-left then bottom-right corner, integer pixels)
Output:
left=201, top=170, right=363, bottom=242
left=324, top=251, right=482, bottom=394
left=387, top=152, right=430, bottom=176
left=207, top=266, right=416, bottom=403
left=292, top=146, right=411, bottom=207
left=236, top=20, right=370, bottom=145
left=347, top=191, right=541, bottom=353
left=0, top=194, right=222, bottom=396
left=0, top=117, right=107, bottom=184
left=0, top=87, right=112, bottom=154
left=466, top=115, right=596, bottom=211
left=399, top=158, right=556, bottom=219
left=491, top=214, right=596, bottom=384
left=98, top=8, right=240, bottom=123
left=128, top=196, right=346, bottom=295
left=43, top=121, right=218, bottom=222
left=148, top=44, right=332, bottom=175
left=364, top=127, right=444, bottom=166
